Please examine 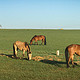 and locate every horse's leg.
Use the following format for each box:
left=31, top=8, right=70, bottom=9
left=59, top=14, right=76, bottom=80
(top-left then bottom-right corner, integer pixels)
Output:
left=42, top=39, right=43, bottom=45
left=71, top=55, right=75, bottom=68
left=67, top=56, right=72, bottom=68
left=15, top=48, right=18, bottom=58
left=23, top=50, right=25, bottom=58
left=68, top=54, right=75, bottom=68
left=13, top=44, right=18, bottom=58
